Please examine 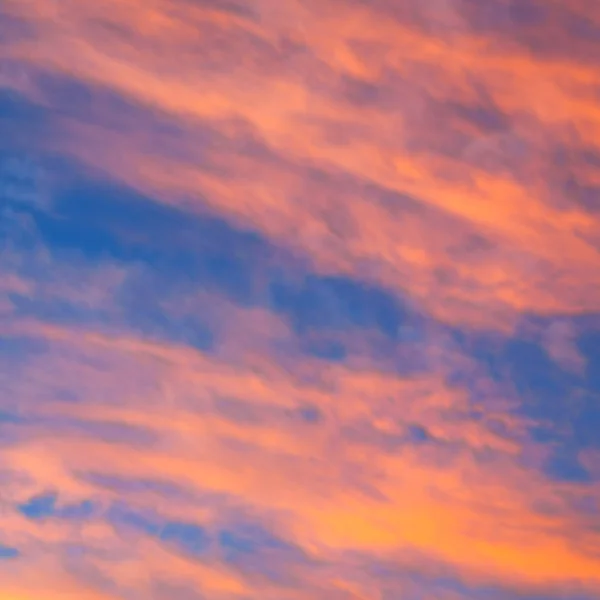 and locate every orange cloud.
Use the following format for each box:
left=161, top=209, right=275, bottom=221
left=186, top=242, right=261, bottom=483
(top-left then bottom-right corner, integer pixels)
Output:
left=0, top=318, right=598, bottom=598
left=2, top=1, right=600, bottom=598
left=2, top=0, right=600, bottom=329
